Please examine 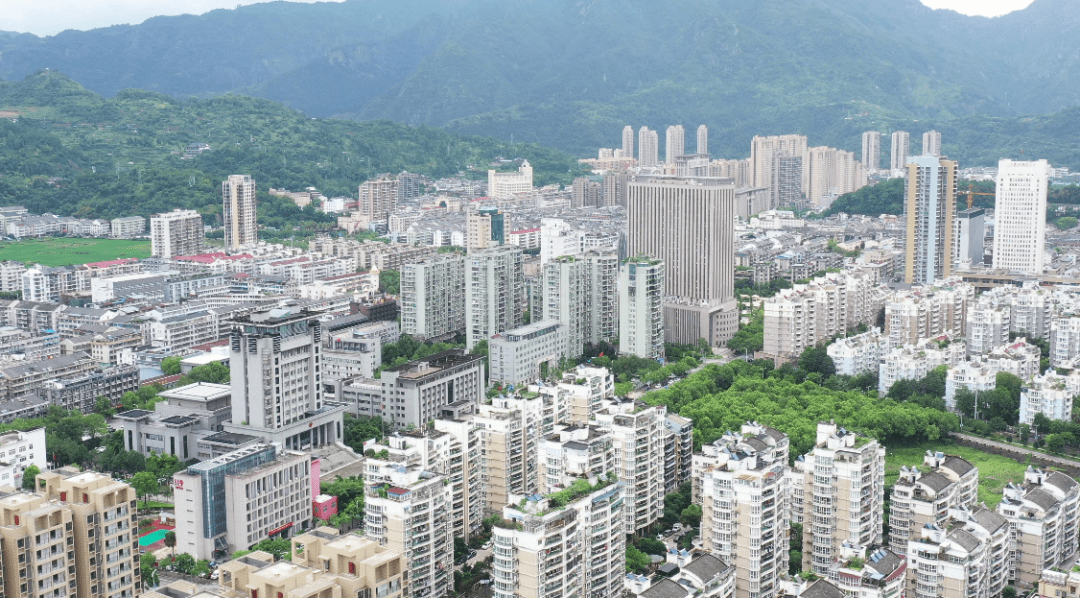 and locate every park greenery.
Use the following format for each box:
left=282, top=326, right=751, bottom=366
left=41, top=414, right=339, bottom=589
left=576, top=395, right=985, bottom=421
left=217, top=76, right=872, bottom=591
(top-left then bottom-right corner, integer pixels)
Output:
left=0, top=238, right=151, bottom=267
